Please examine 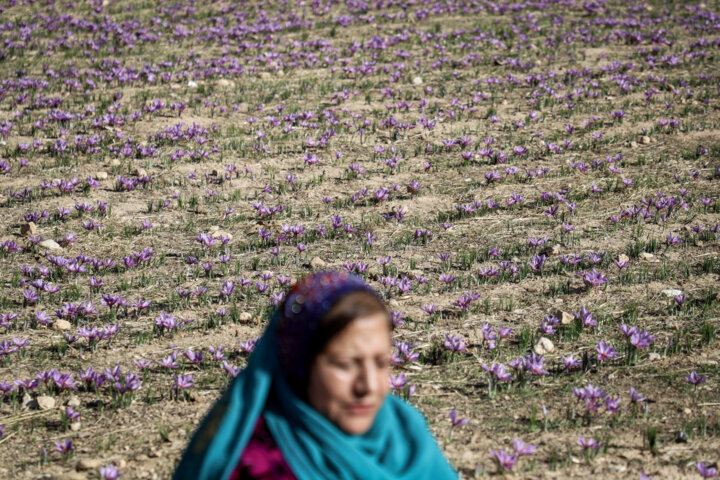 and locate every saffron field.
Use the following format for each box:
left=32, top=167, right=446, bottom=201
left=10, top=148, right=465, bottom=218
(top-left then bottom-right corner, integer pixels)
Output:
left=0, top=0, right=719, bottom=478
